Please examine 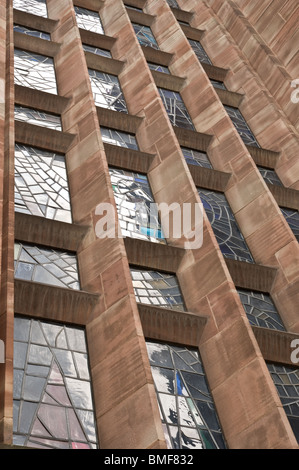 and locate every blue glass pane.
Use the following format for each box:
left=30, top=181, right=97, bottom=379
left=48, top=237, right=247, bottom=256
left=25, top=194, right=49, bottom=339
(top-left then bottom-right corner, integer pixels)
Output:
left=89, top=69, right=128, bottom=112
left=188, top=39, right=211, bottom=65
left=237, top=288, right=285, bottom=331
left=197, top=187, right=254, bottom=263
left=224, top=105, right=259, bottom=147
left=258, top=166, right=282, bottom=186
left=132, top=23, right=159, bottom=50
left=281, top=207, right=299, bottom=242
